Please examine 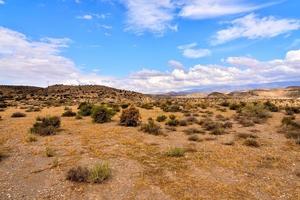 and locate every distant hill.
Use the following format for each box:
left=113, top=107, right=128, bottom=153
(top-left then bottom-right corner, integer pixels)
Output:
left=0, top=84, right=151, bottom=103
